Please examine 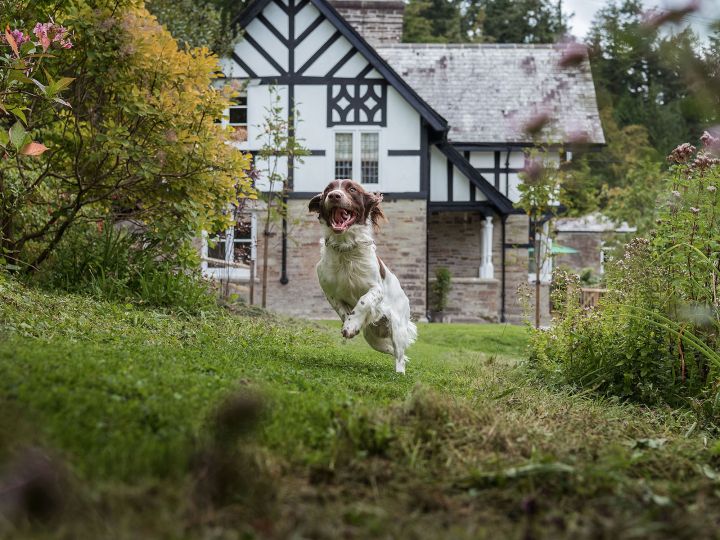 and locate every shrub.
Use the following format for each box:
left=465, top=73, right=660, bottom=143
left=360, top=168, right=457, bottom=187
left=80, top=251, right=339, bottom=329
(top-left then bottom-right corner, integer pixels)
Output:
left=36, top=224, right=216, bottom=314
left=431, top=267, right=452, bottom=313
left=1, top=1, right=253, bottom=273
left=530, top=135, right=720, bottom=417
